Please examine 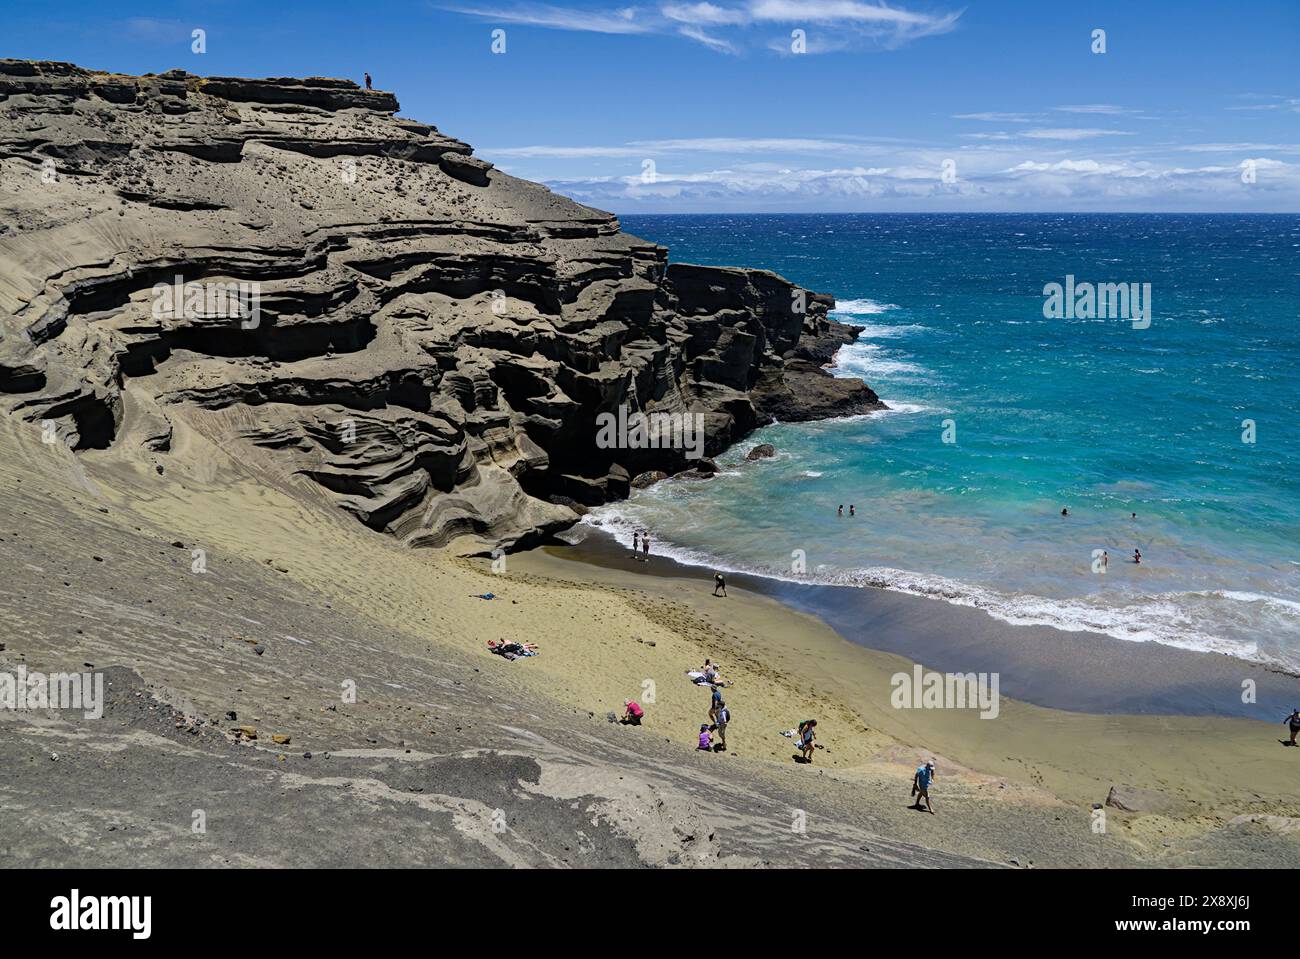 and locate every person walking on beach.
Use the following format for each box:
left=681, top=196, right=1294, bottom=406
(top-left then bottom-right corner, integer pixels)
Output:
left=642, top=534, right=650, bottom=559
left=632, top=530, right=639, bottom=555
left=911, top=760, right=936, bottom=814
left=713, top=572, right=727, bottom=597
left=797, top=719, right=817, bottom=763
left=1284, top=708, right=1300, bottom=746
left=621, top=700, right=644, bottom=726
left=364, top=72, right=372, bottom=90
left=709, top=686, right=724, bottom=724
left=714, top=704, right=730, bottom=752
